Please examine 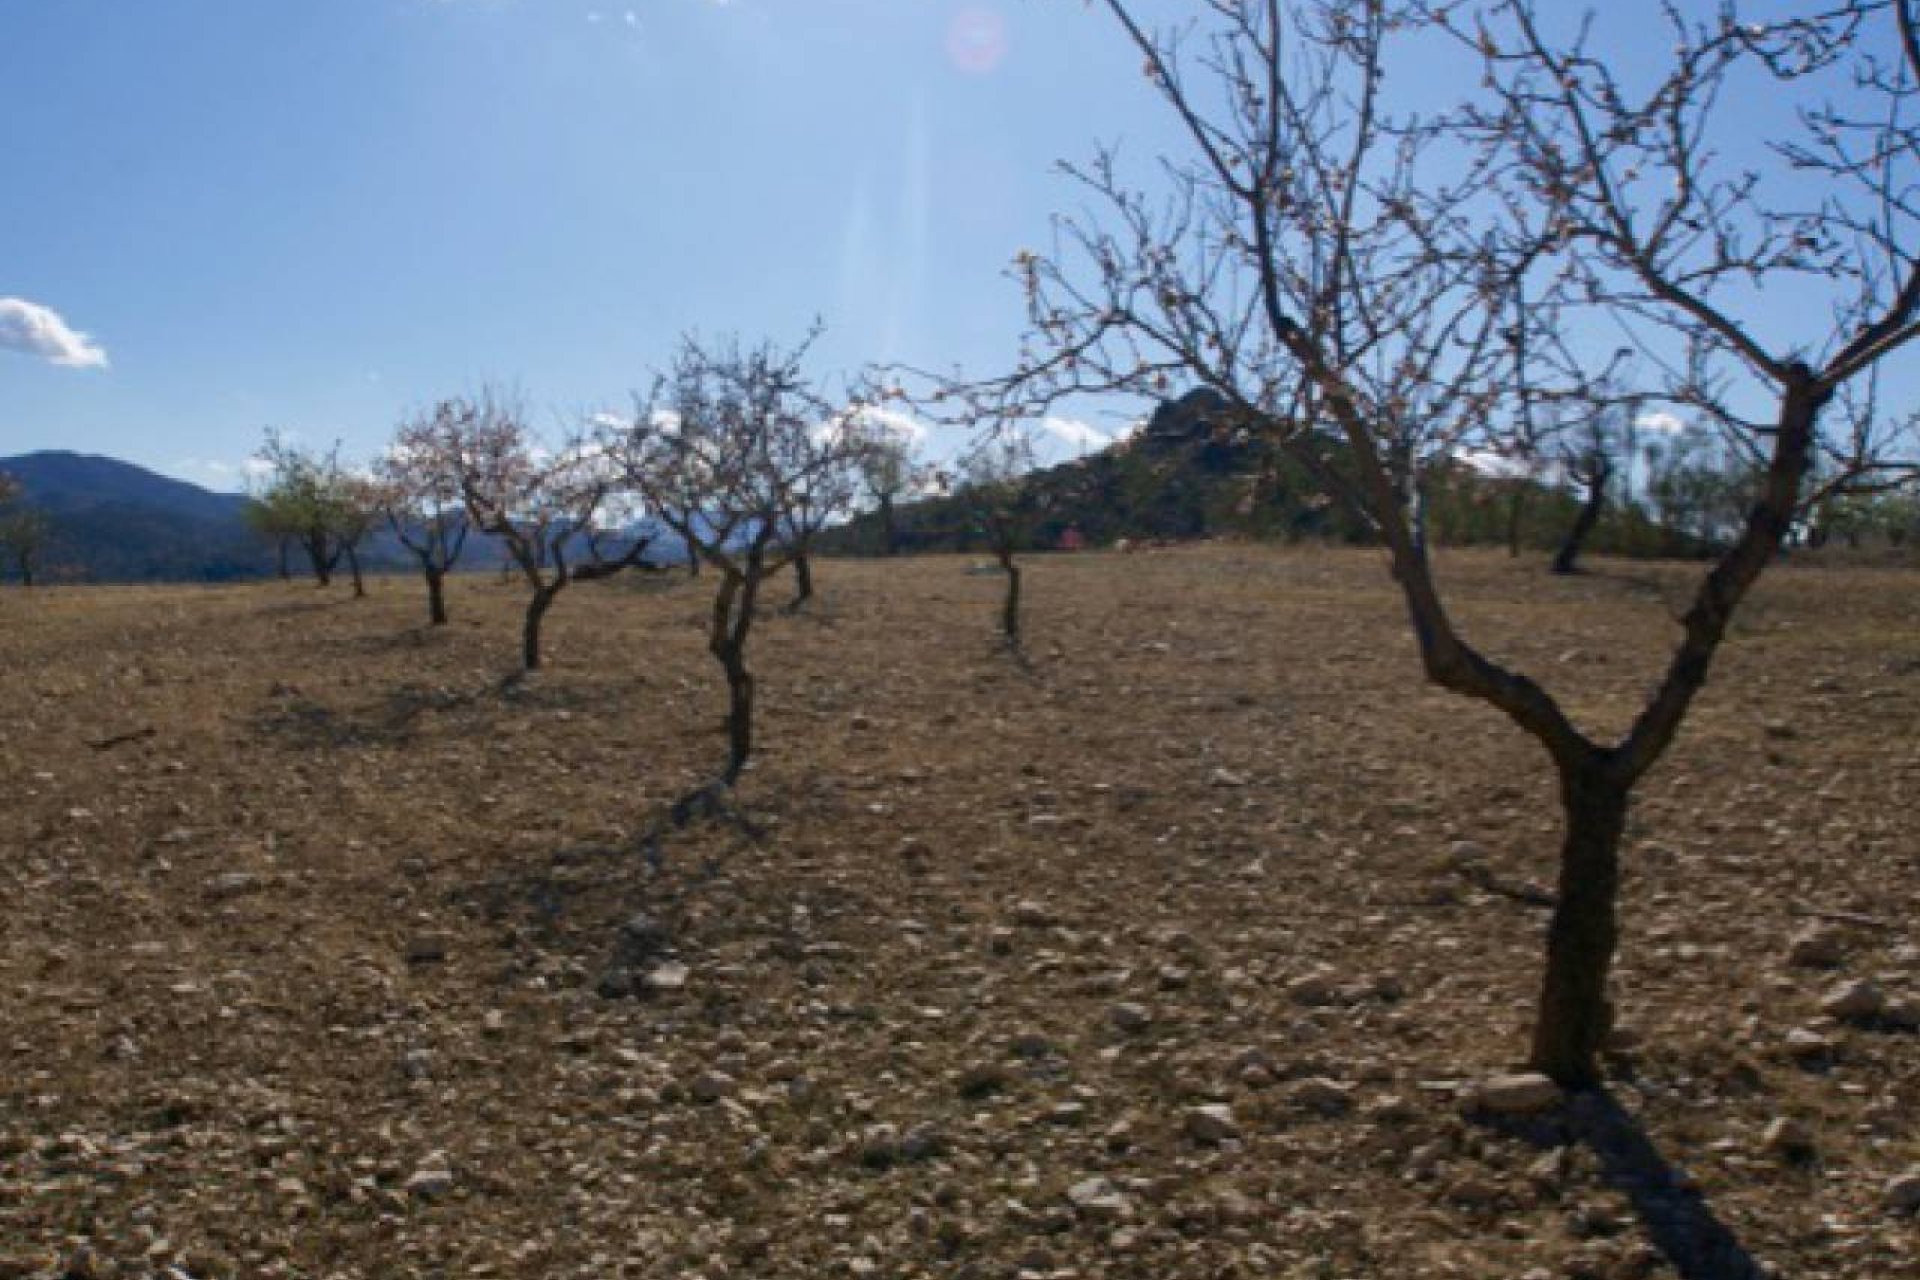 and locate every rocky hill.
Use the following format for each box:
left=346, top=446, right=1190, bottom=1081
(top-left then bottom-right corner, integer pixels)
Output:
left=828, top=390, right=1373, bottom=555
